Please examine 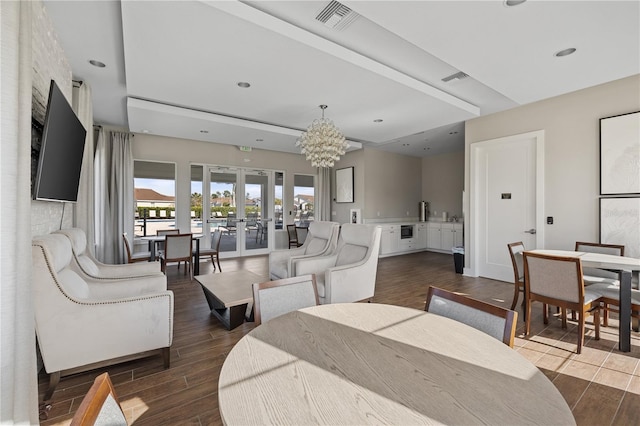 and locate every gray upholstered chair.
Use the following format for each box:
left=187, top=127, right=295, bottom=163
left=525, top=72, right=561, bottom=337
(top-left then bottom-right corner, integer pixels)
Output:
left=269, top=221, right=340, bottom=280
left=293, top=224, right=382, bottom=304
left=425, top=286, right=518, bottom=347
left=252, top=274, right=319, bottom=325
left=160, top=234, right=193, bottom=276
left=122, top=232, right=151, bottom=263
left=575, top=241, right=625, bottom=285
left=196, top=230, right=222, bottom=272
left=523, top=251, right=601, bottom=354
left=71, top=373, right=127, bottom=426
